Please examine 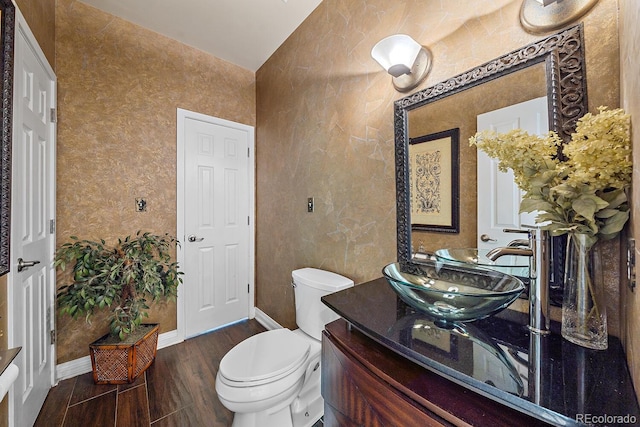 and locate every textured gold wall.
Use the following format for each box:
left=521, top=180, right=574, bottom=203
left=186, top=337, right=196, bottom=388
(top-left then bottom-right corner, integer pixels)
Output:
left=620, top=0, right=640, bottom=402
left=54, top=0, right=255, bottom=363
left=255, top=0, right=622, bottom=335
